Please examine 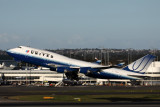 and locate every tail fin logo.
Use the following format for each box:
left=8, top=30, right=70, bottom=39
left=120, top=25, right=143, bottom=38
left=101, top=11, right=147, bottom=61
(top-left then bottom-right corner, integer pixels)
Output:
left=131, top=55, right=151, bottom=71
left=123, top=55, right=155, bottom=73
